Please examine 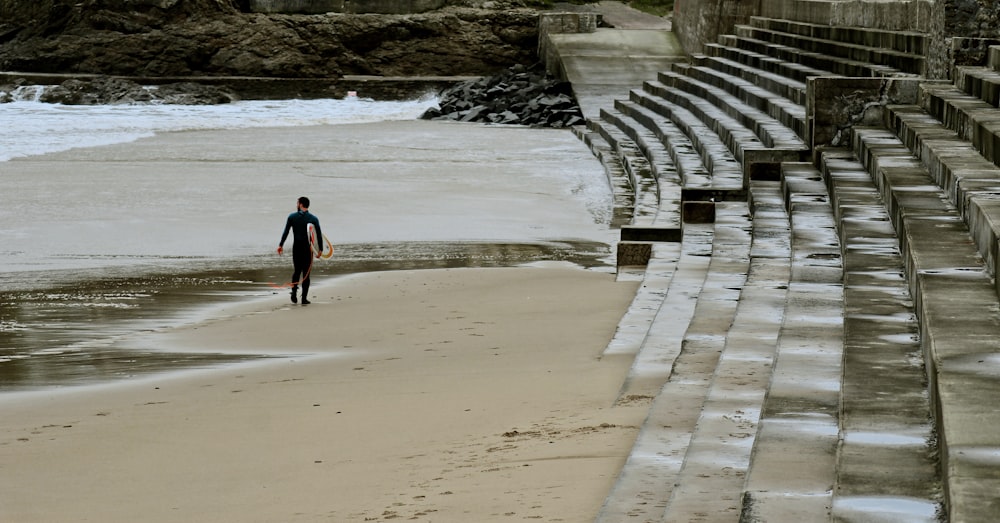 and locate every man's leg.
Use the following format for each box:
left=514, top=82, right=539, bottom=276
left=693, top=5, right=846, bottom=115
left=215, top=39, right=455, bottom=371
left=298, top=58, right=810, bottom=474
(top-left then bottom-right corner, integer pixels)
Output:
left=301, top=255, right=312, bottom=305
left=293, top=249, right=311, bottom=305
